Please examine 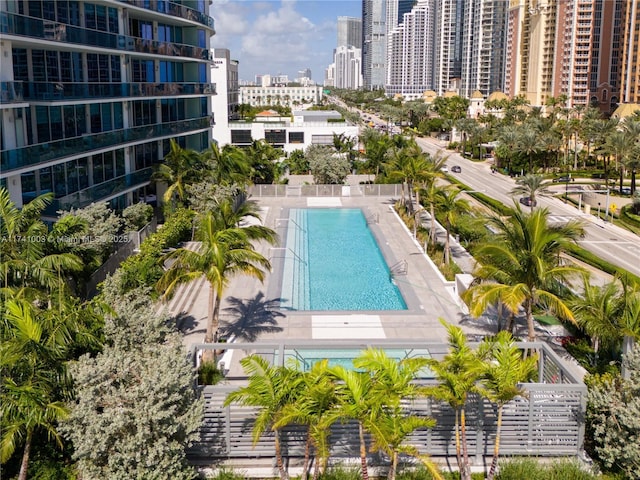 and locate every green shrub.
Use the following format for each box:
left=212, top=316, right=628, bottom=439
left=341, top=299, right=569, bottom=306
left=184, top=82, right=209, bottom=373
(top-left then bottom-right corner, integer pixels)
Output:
left=198, top=360, right=224, bottom=385
left=496, top=458, right=598, bottom=480
left=207, top=468, right=247, bottom=480
left=396, top=467, right=484, bottom=480
left=318, top=465, right=362, bottom=480
left=122, top=202, right=154, bottom=232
